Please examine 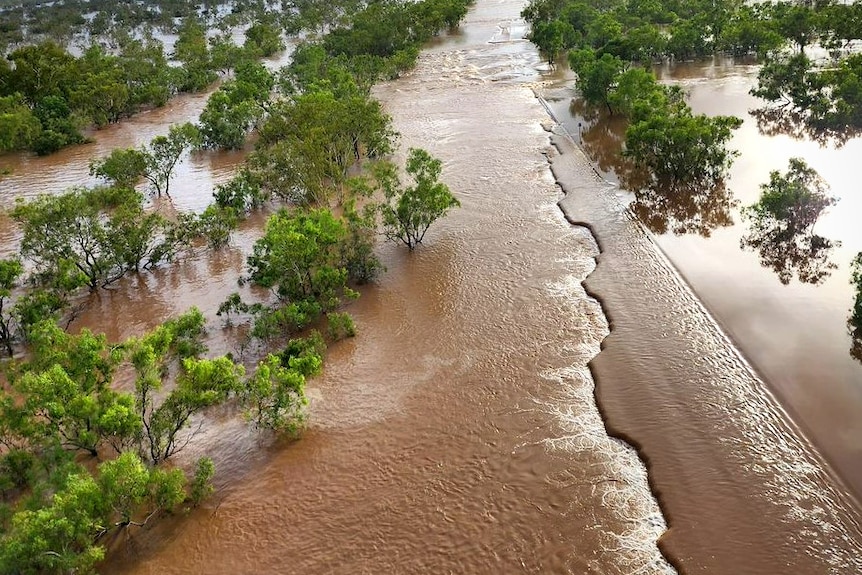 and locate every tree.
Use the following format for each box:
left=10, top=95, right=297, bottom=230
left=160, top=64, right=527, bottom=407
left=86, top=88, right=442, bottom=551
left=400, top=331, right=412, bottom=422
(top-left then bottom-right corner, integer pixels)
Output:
left=145, top=122, right=200, bottom=197
left=5, top=41, right=75, bottom=106
left=740, top=158, right=840, bottom=285
left=0, top=95, right=41, bottom=152
left=0, top=259, right=24, bottom=356
left=198, top=62, right=273, bottom=150
left=244, top=21, right=285, bottom=57
left=568, top=49, right=625, bottom=113
left=188, top=456, right=215, bottom=506
left=174, top=17, right=216, bottom=92
left=0, top=472, right=107, bottom=575
left=529, top=19, right=575, bottom=64
left=11, top=186, right=178, bottom=290
left=253, top=89, right=395, bottom=203
left=624, top=90, right=742, bottom=185
left=98, top=451, right=186, bottom=528
left=243, top=354, right=308, bottom=434
left=377, top=148, right=460, bottom=250
left=13, top=321, right=140, bottom=457
left=247, top=208, right=355, bottom=308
